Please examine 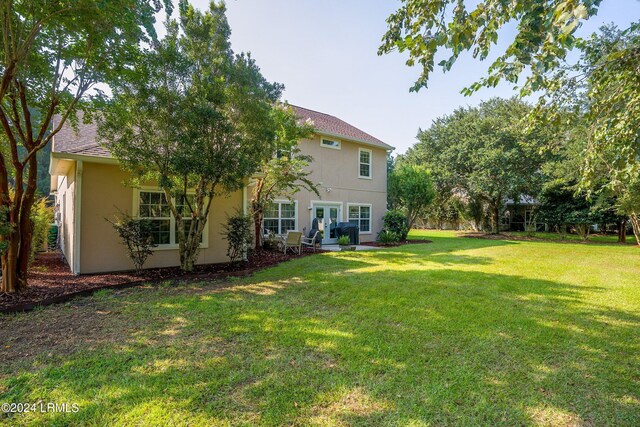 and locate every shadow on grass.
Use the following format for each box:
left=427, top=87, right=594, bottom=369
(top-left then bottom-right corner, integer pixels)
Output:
left=0, top=236, right=638, bottom=426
